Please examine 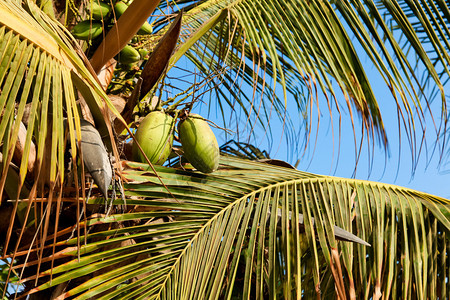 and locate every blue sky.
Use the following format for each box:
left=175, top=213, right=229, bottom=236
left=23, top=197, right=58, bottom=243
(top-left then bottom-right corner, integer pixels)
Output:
left=183, top=56, right=450, bottom=199
left=164, top=12, right=450, bottom=199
